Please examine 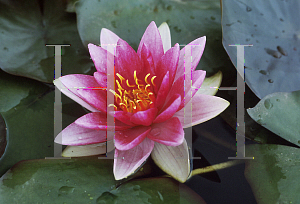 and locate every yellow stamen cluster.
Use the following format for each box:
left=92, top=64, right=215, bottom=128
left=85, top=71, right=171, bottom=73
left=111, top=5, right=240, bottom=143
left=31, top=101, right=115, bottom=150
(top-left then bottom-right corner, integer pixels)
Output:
left=109, top=71, right=156, bottom=113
